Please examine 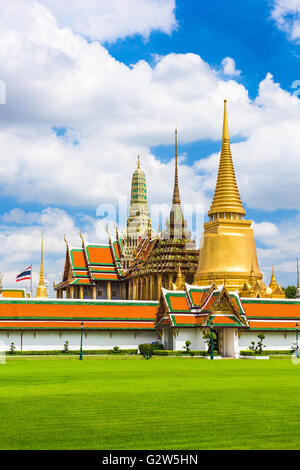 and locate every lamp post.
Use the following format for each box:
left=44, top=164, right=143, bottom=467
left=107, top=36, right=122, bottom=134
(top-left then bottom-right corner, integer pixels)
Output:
left=210, top=326, right=214, bottom=360
left=296, top=323, right=299, bottom=359
left=80, top=321, right=84, bottom=360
